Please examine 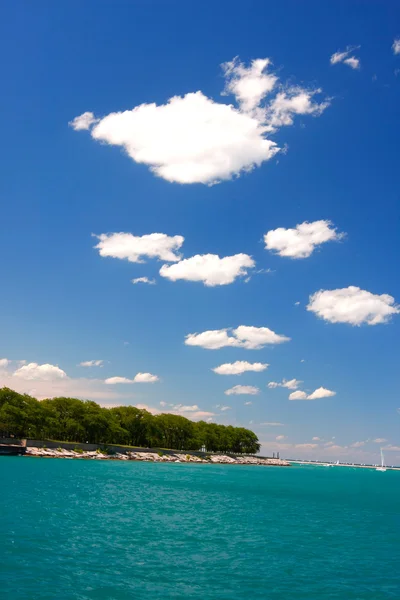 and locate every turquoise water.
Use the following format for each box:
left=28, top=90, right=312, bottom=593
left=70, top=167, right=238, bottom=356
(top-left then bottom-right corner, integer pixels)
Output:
left=1, top=458, right=399, bottom=599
